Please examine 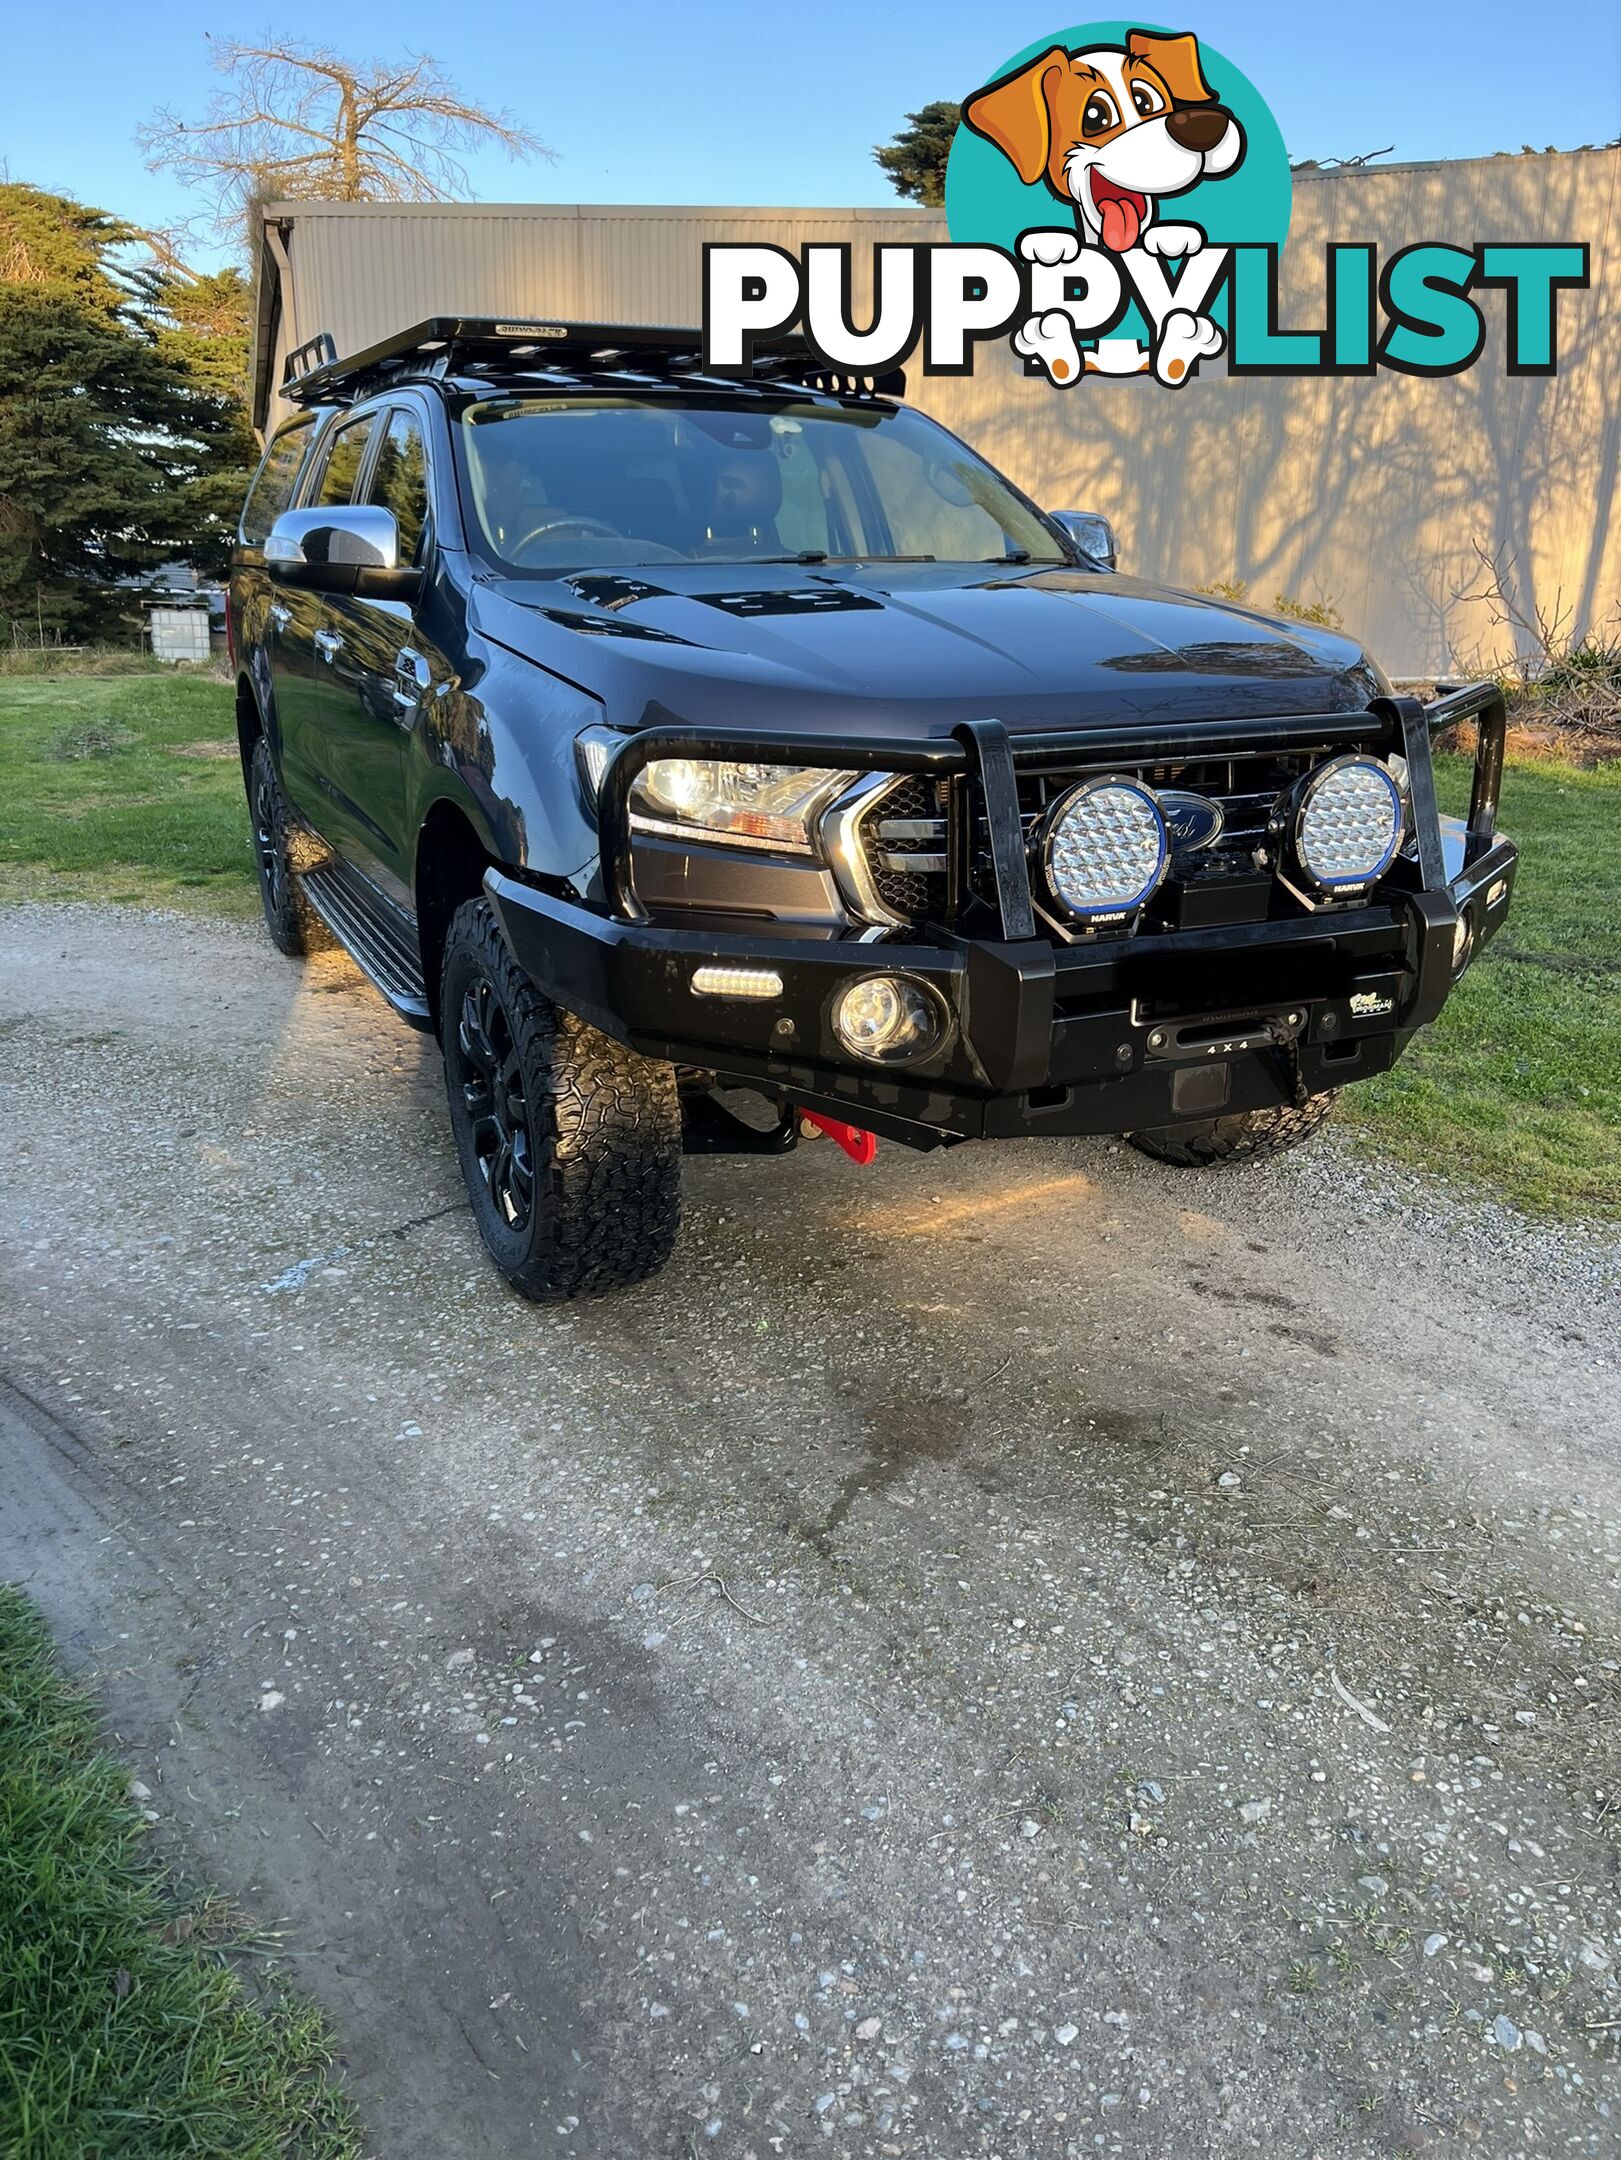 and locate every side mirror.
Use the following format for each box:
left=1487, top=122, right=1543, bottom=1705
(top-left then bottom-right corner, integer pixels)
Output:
left=265, top=507, right=421, bottom=600
left=1051, top=511, right=1118, bottom=572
